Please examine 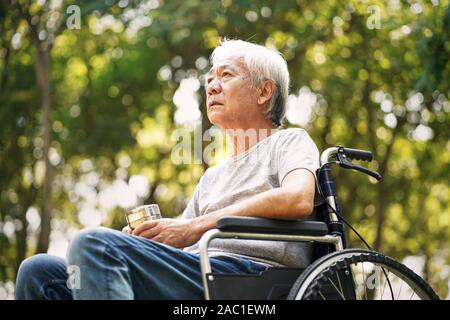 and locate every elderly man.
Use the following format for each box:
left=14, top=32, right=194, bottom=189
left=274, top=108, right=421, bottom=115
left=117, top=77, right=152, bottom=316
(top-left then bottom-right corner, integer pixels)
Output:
left=15, top=39, right=319, bottom=300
